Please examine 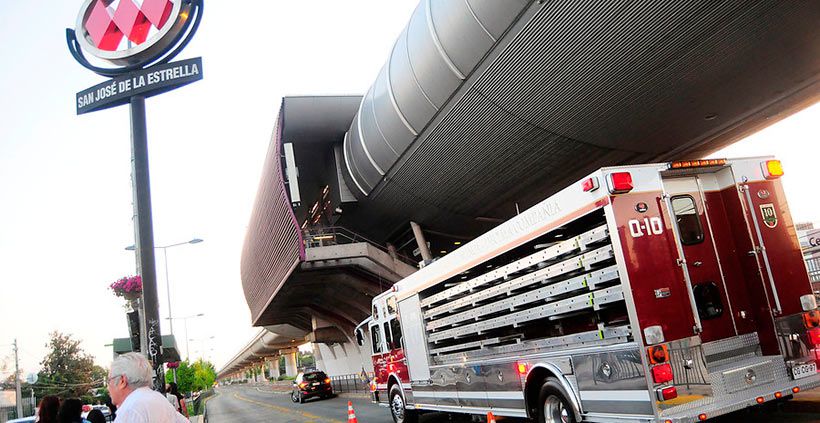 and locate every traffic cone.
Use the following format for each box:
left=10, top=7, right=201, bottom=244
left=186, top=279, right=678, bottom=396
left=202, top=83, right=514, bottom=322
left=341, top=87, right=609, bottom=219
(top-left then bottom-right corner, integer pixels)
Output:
left=487, top=411, right=497, bottom=423
left=347, top=401, right=359, bottom=423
